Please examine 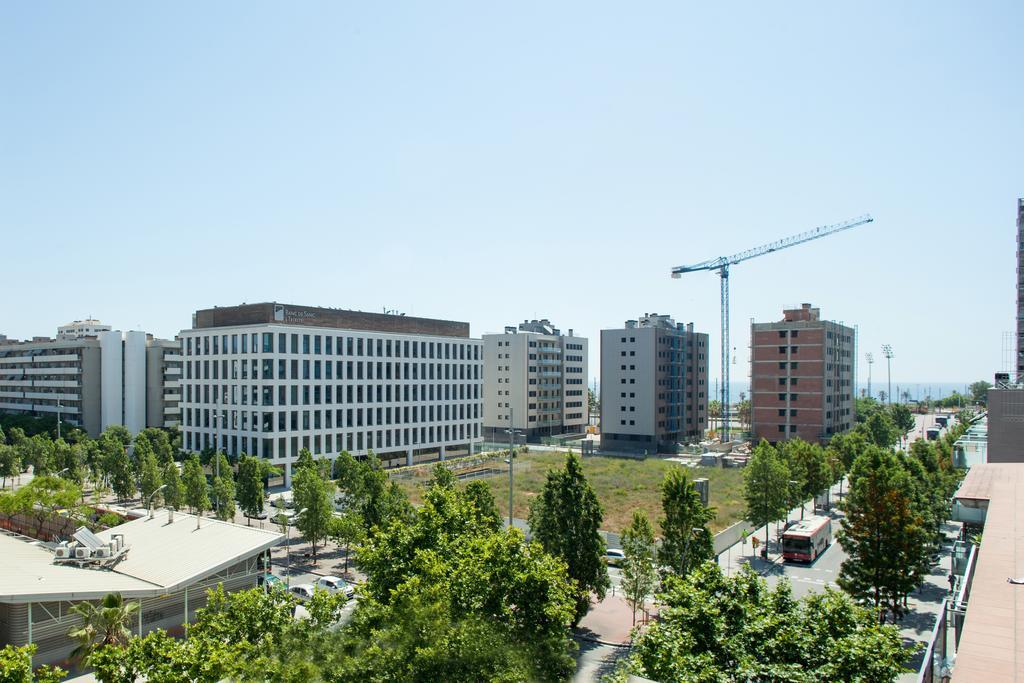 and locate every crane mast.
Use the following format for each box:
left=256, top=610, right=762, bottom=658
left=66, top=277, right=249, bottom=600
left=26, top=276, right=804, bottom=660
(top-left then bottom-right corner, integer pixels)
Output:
left=671, top=215, right=873, bottom=443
